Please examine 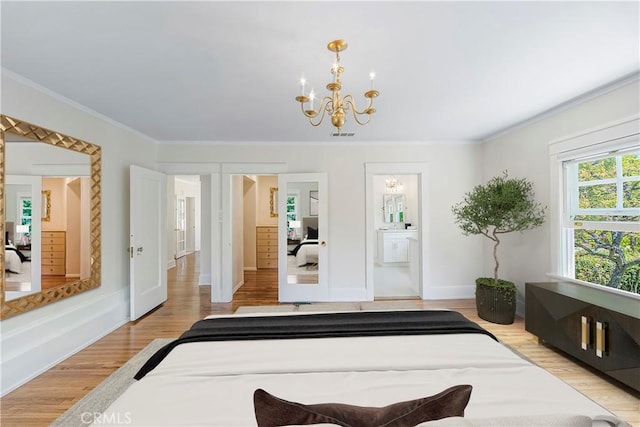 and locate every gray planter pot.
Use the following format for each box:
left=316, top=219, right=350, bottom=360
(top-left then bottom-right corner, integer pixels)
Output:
left=475, top=280, right=516, bottom=325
